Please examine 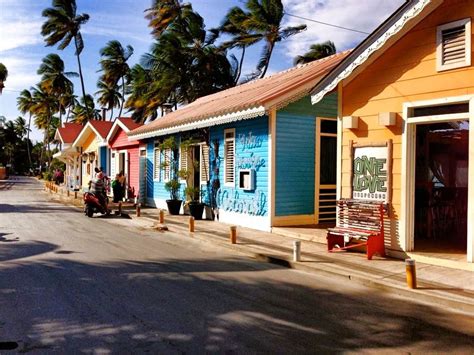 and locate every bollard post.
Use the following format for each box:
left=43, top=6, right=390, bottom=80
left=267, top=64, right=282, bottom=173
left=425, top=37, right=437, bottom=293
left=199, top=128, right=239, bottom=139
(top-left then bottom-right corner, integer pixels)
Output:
left=293, top=240, right=301, bottom=262
left=74, top=191, right=77, bottom=199
left=67, top=190, right=70, bottom=197
left=159, top=209, right=164, bottom=224
left=136, top=203, right=141, bottom=217
left=230, top=226, right=237, bottom=244
left=405, top=259, right=417, bottom=289
left=189, top=216, right=195, bottom=233
left=118, top=201, right=122, bottom=215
